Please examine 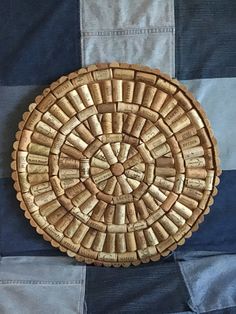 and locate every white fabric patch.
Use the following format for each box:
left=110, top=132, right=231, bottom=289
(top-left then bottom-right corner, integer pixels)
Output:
left=182, top=78, right=236, bottom=170
left=0, top=256, right=86, bottom=314
left=80, top=0, right=175, bottom=76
